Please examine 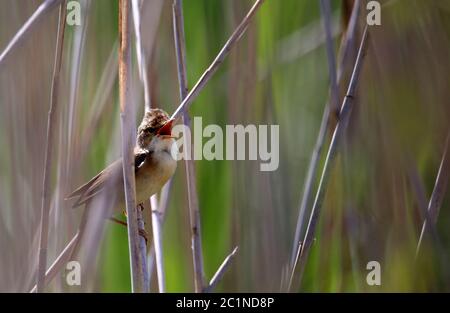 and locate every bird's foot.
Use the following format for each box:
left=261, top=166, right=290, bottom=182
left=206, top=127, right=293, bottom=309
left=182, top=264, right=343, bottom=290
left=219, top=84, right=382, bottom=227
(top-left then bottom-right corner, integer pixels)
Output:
left=138, top=228, right=149, bottom=245
left=109, top=217, right=148, bottom=245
